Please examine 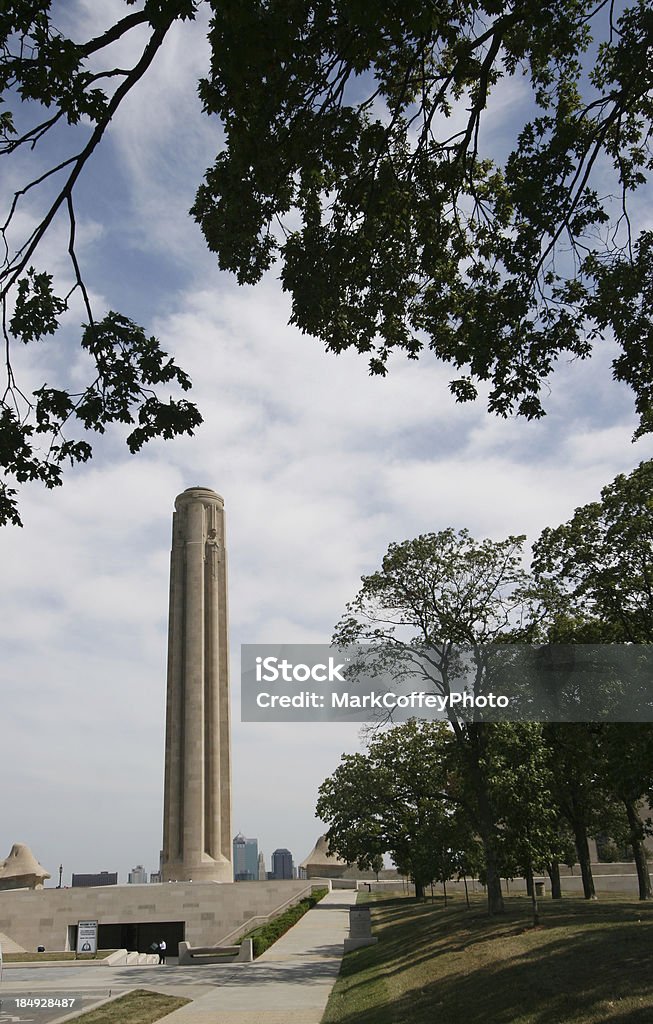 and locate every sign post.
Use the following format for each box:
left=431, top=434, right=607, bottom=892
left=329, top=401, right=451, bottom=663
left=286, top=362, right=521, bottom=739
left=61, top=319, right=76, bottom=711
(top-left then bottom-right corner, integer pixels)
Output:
left=76, top=921, right=98, bottom=957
